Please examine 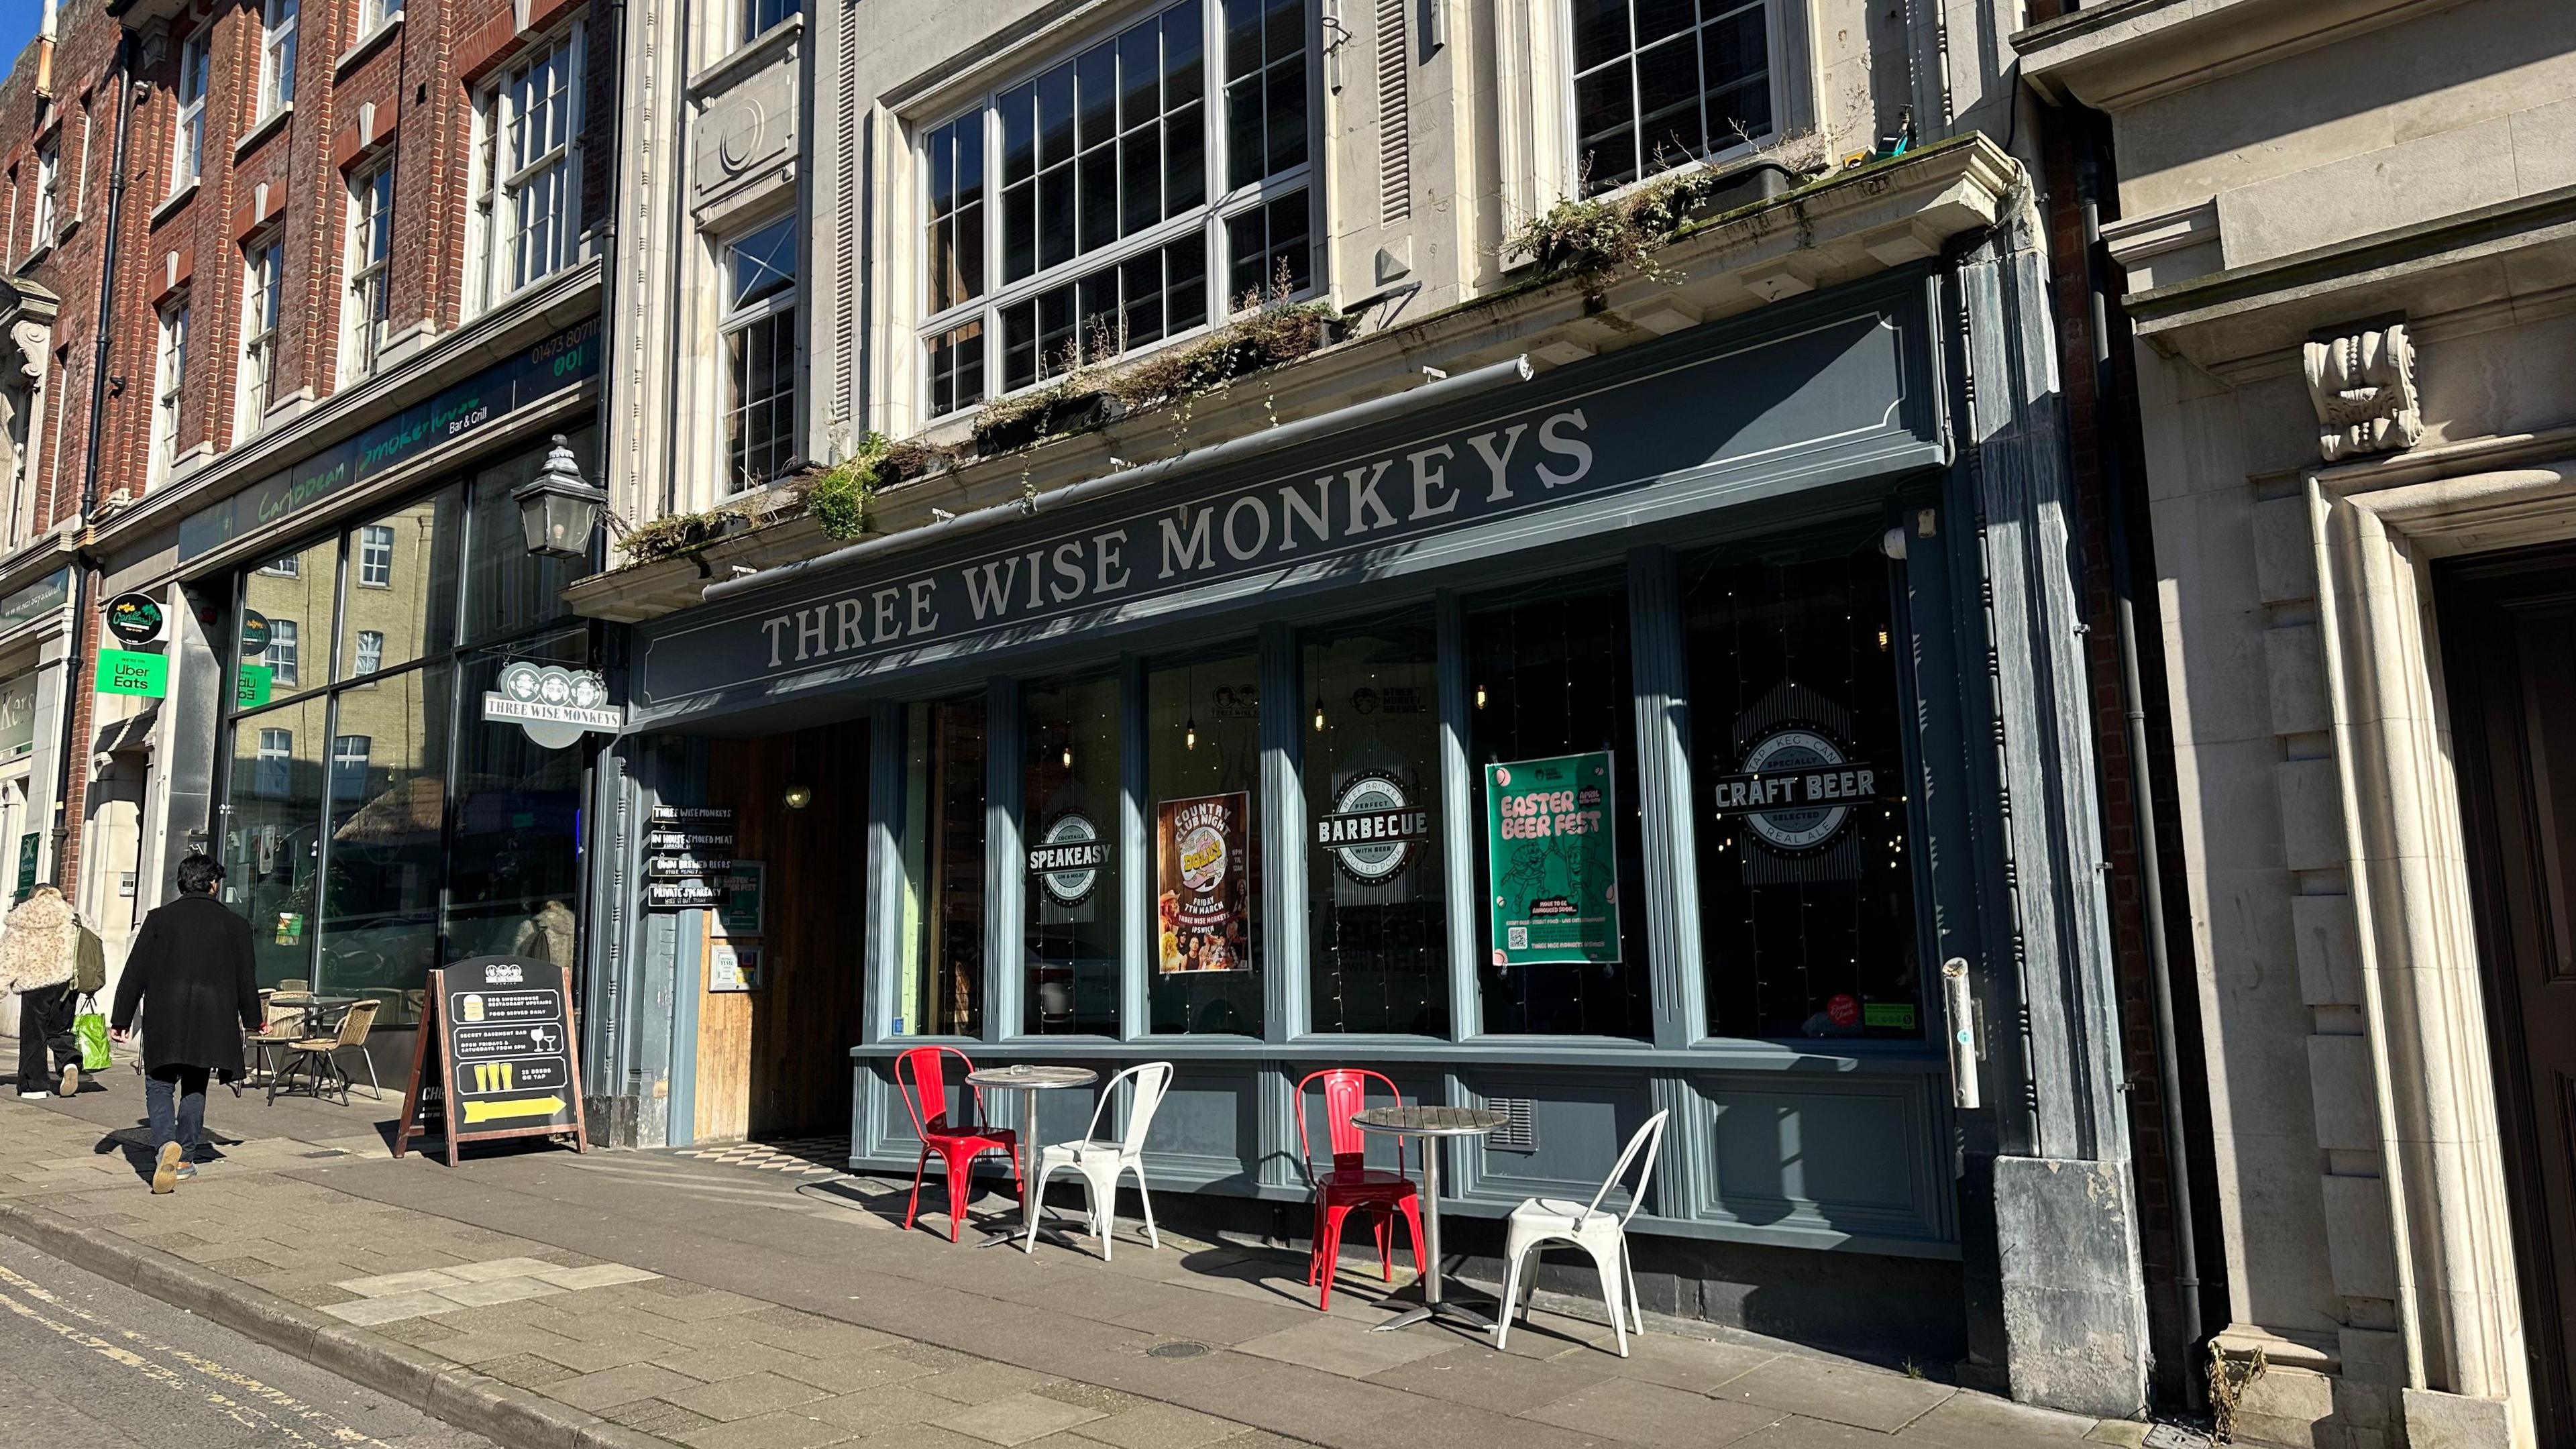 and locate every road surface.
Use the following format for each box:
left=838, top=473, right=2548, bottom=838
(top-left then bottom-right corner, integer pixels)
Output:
left=0, top=1232, right=497, bottom=1449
